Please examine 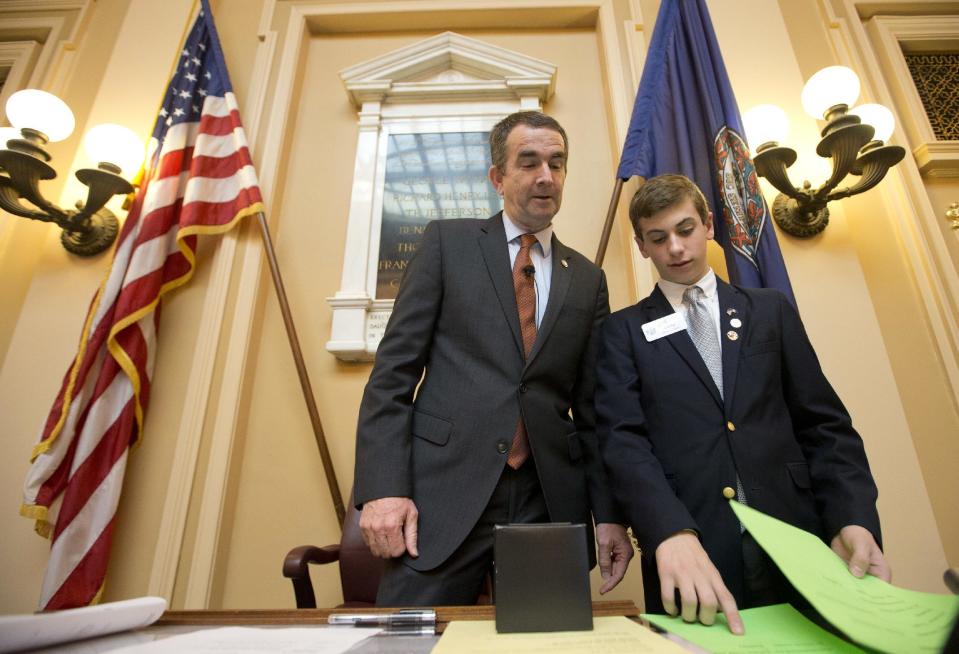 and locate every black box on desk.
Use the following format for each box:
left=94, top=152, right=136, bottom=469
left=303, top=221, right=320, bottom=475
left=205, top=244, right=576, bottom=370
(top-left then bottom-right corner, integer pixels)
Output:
left=493, top=523, right=593, bottom=633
